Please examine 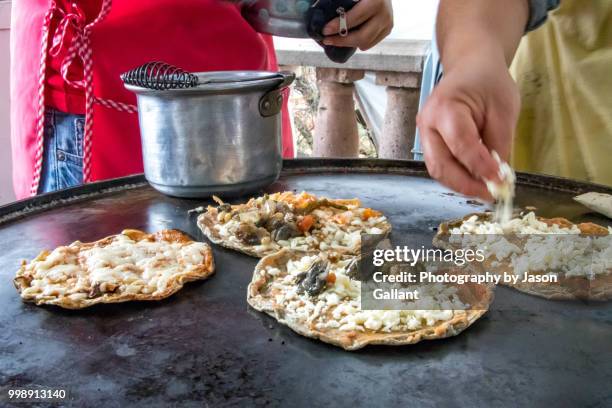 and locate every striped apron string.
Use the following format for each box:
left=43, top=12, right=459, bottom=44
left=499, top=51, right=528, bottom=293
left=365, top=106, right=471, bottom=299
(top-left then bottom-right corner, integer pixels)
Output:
left=31, top=0, right=137, bottom=195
